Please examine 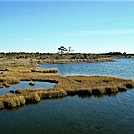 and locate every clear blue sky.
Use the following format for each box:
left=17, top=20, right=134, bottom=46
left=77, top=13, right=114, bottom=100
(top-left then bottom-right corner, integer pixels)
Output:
left=0, top=1, right=134, bottom=53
